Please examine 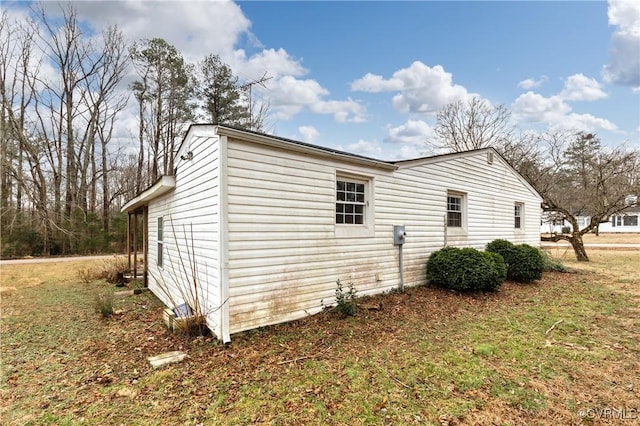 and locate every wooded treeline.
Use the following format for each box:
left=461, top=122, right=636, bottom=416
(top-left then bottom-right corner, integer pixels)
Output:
left=1, top=5, right=638, bottom=261
left=0, top=5, right=268, bottom=257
